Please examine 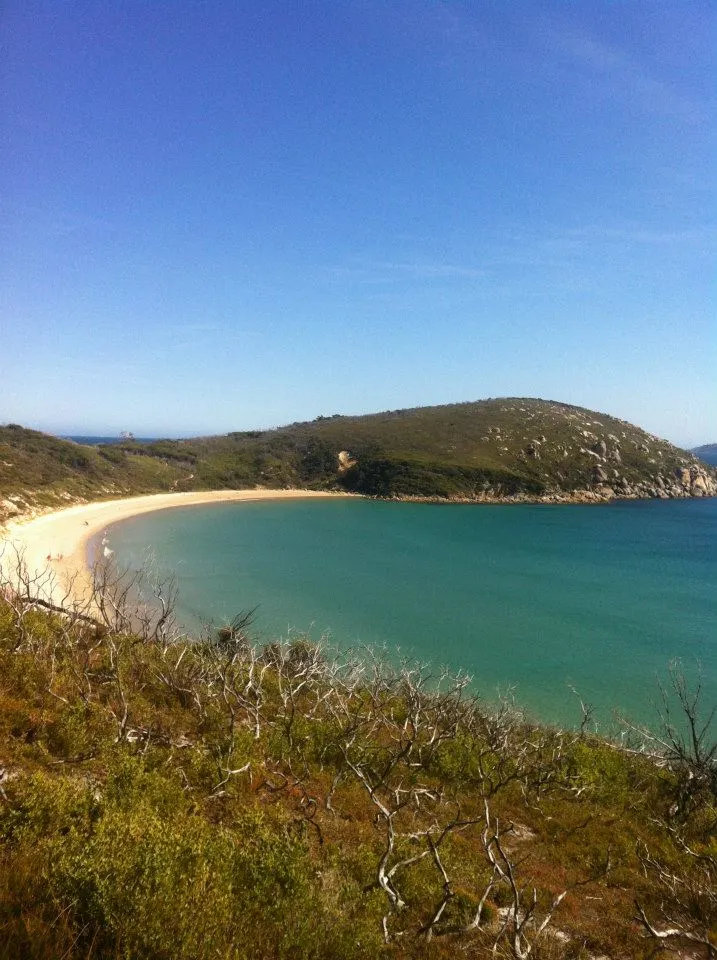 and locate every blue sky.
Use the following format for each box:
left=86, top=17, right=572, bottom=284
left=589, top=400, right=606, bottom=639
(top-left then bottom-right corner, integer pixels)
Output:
left=1, top=1, right=714, bottom=446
